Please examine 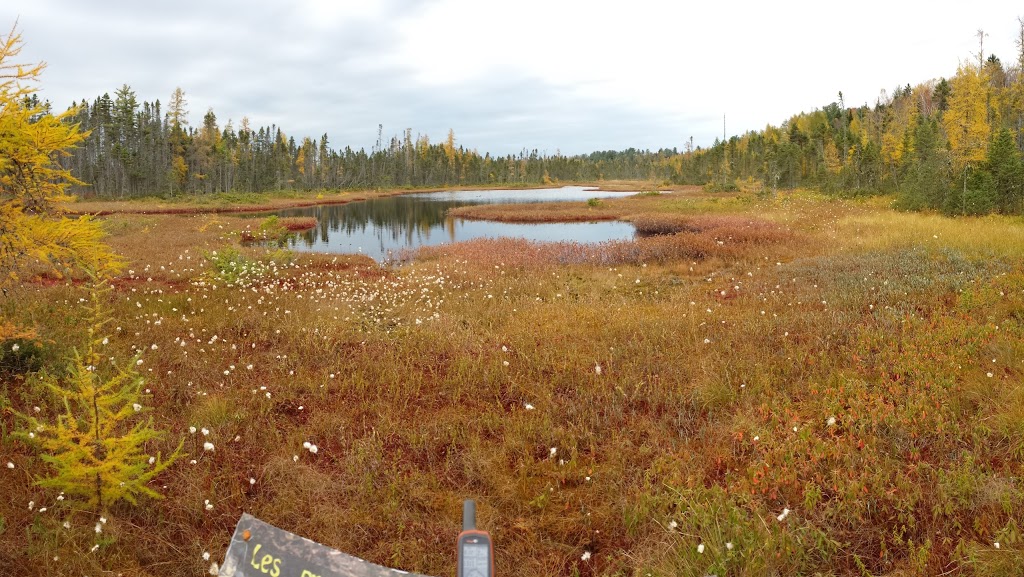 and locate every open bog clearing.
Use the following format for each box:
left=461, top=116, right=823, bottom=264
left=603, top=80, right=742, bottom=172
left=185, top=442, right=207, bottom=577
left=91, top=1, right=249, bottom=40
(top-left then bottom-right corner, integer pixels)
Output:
left=3, top=187, right=1024, bottom=577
